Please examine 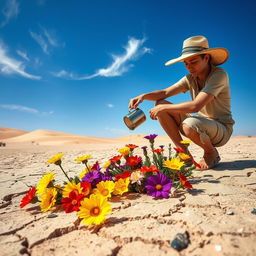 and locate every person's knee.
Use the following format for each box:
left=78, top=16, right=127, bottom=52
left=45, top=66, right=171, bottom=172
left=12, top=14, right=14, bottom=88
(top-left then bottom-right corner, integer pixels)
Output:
left=182, top=124, right=196, bottom=138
